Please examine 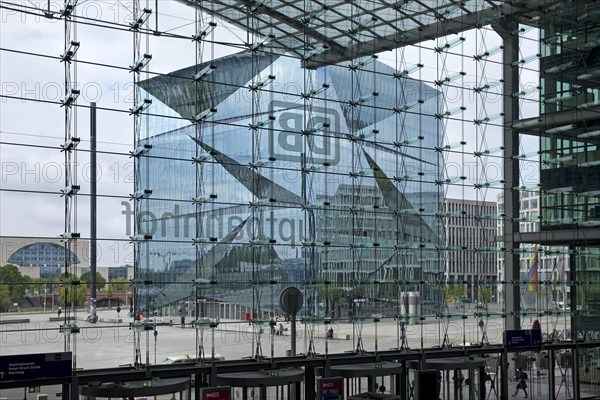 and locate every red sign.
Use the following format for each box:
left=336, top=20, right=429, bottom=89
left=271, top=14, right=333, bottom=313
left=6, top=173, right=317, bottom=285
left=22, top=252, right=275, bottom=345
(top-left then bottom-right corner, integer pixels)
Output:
left=319, top=377, right=344, bottom=400
left=201, top=387, right=231, bottom=400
